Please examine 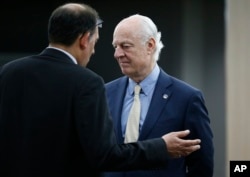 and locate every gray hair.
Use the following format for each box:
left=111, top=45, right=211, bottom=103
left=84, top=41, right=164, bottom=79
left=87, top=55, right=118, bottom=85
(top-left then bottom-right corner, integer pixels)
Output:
left=130, top=14, right=164, bottom=61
